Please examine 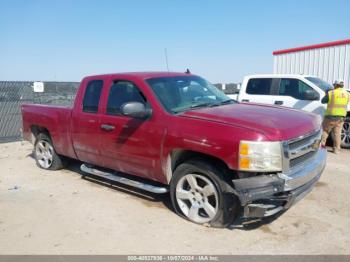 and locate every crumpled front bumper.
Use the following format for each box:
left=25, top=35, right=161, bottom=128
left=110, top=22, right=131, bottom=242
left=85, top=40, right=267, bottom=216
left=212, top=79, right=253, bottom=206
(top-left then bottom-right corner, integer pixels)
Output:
left=231, top=147, right=327, bottom=218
